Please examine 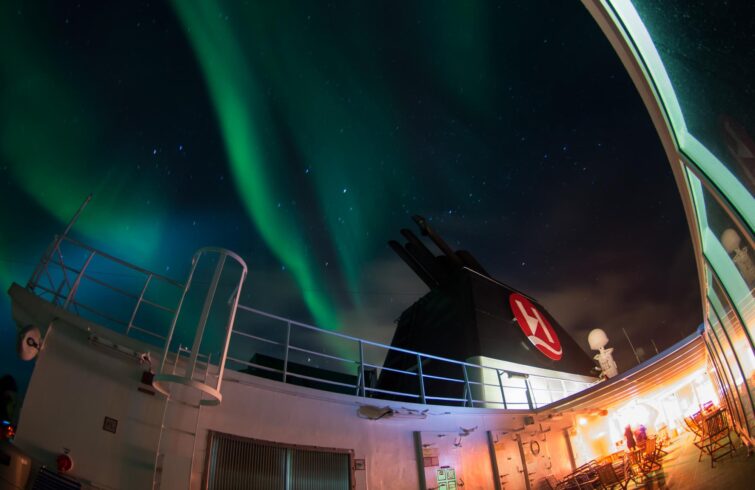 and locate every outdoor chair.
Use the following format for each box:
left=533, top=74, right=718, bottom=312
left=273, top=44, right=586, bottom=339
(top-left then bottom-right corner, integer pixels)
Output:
left=698, top=409, right=735, bottom=467
left=540, top=475, right=559, bottom=490
left=684, top=415, right=704, bottom=448
left=620, top=451, right=643, bottom=487
left=556, top=462, right=600, bottom=490
left=554, top=474, right=584, bottom=490
left=596, top=462, right=628, bottom=489
left=653, top=435, right=669, bottom=458
left=638, top=437, right=662, bottom=475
